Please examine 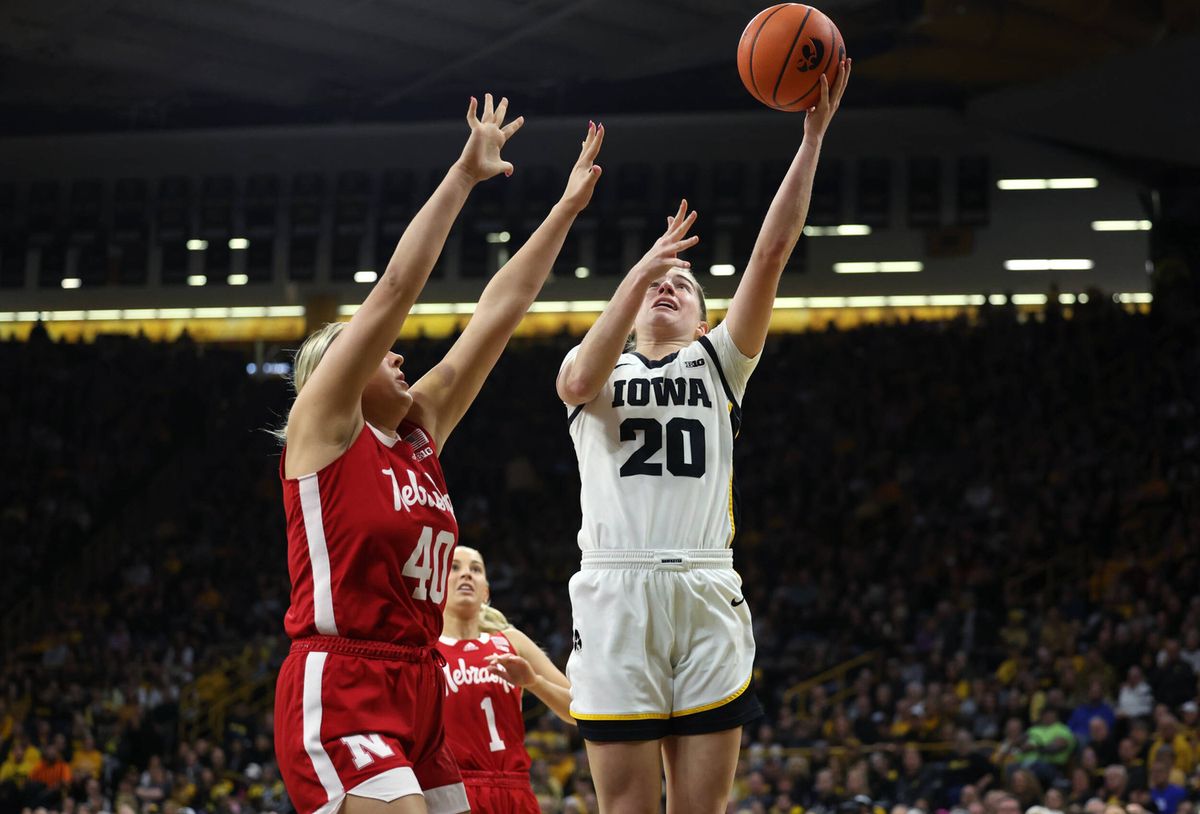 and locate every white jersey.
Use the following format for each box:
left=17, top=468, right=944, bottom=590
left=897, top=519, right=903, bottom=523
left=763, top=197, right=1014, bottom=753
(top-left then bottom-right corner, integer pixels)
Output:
left=563, top=321, right=760, bottom=551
